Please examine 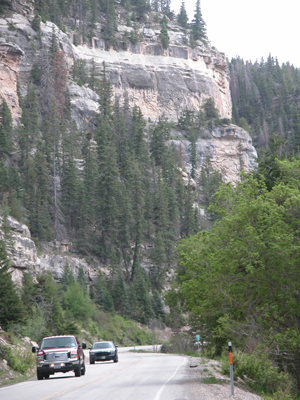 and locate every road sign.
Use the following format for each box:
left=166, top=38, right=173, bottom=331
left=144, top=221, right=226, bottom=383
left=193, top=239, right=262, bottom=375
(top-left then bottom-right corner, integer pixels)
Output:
left=196, top=334, right=200, bottom=341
